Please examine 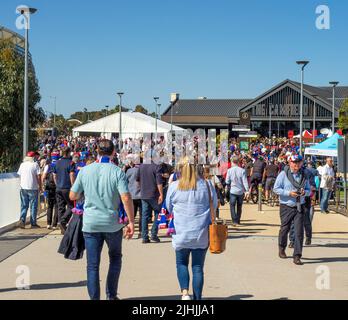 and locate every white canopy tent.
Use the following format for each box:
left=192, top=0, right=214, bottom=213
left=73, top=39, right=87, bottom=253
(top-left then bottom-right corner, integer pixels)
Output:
left=72, top=112, right=185, bottom=139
